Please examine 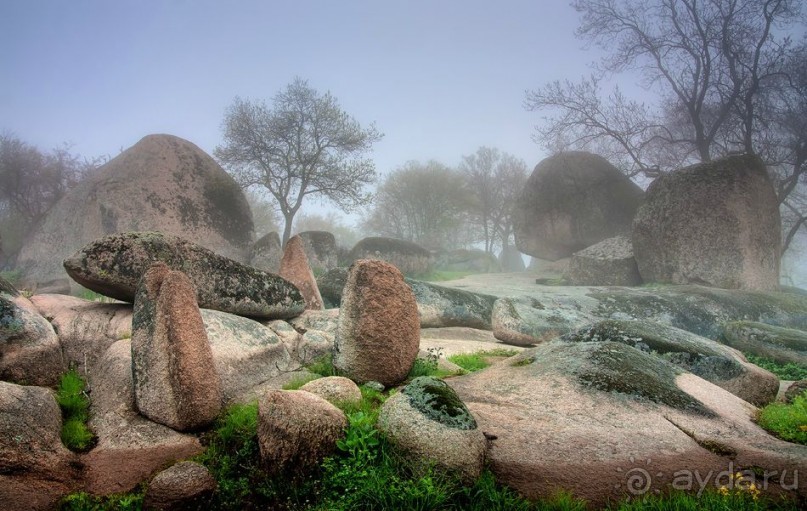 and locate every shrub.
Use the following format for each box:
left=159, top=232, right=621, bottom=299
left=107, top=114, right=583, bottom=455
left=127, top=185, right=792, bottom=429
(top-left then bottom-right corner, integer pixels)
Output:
left=744, top=354, right=807, bottom=381
left=757, top=392, right=807, bottom=445
left=61, top=417, right=94, bottom=451
left=59, top=491, right=144, bottom=511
